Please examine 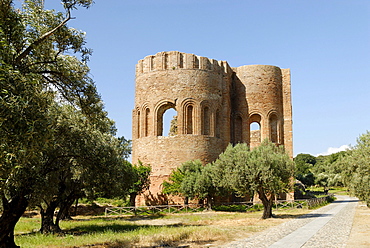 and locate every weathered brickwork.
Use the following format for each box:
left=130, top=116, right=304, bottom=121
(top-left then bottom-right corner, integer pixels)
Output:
left=132, top=51, right=293, bottom=206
